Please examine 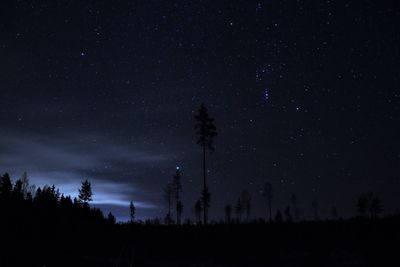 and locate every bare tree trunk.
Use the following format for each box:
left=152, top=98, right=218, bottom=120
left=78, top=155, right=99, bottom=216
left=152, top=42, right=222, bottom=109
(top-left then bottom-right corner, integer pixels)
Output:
left=168, top=197, right=171, bottom=223
left=269, top=202, right=272, bottom=221
left=203, top=144, right=207, bottom=224
left=176, top=192, right=179, bottom=224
